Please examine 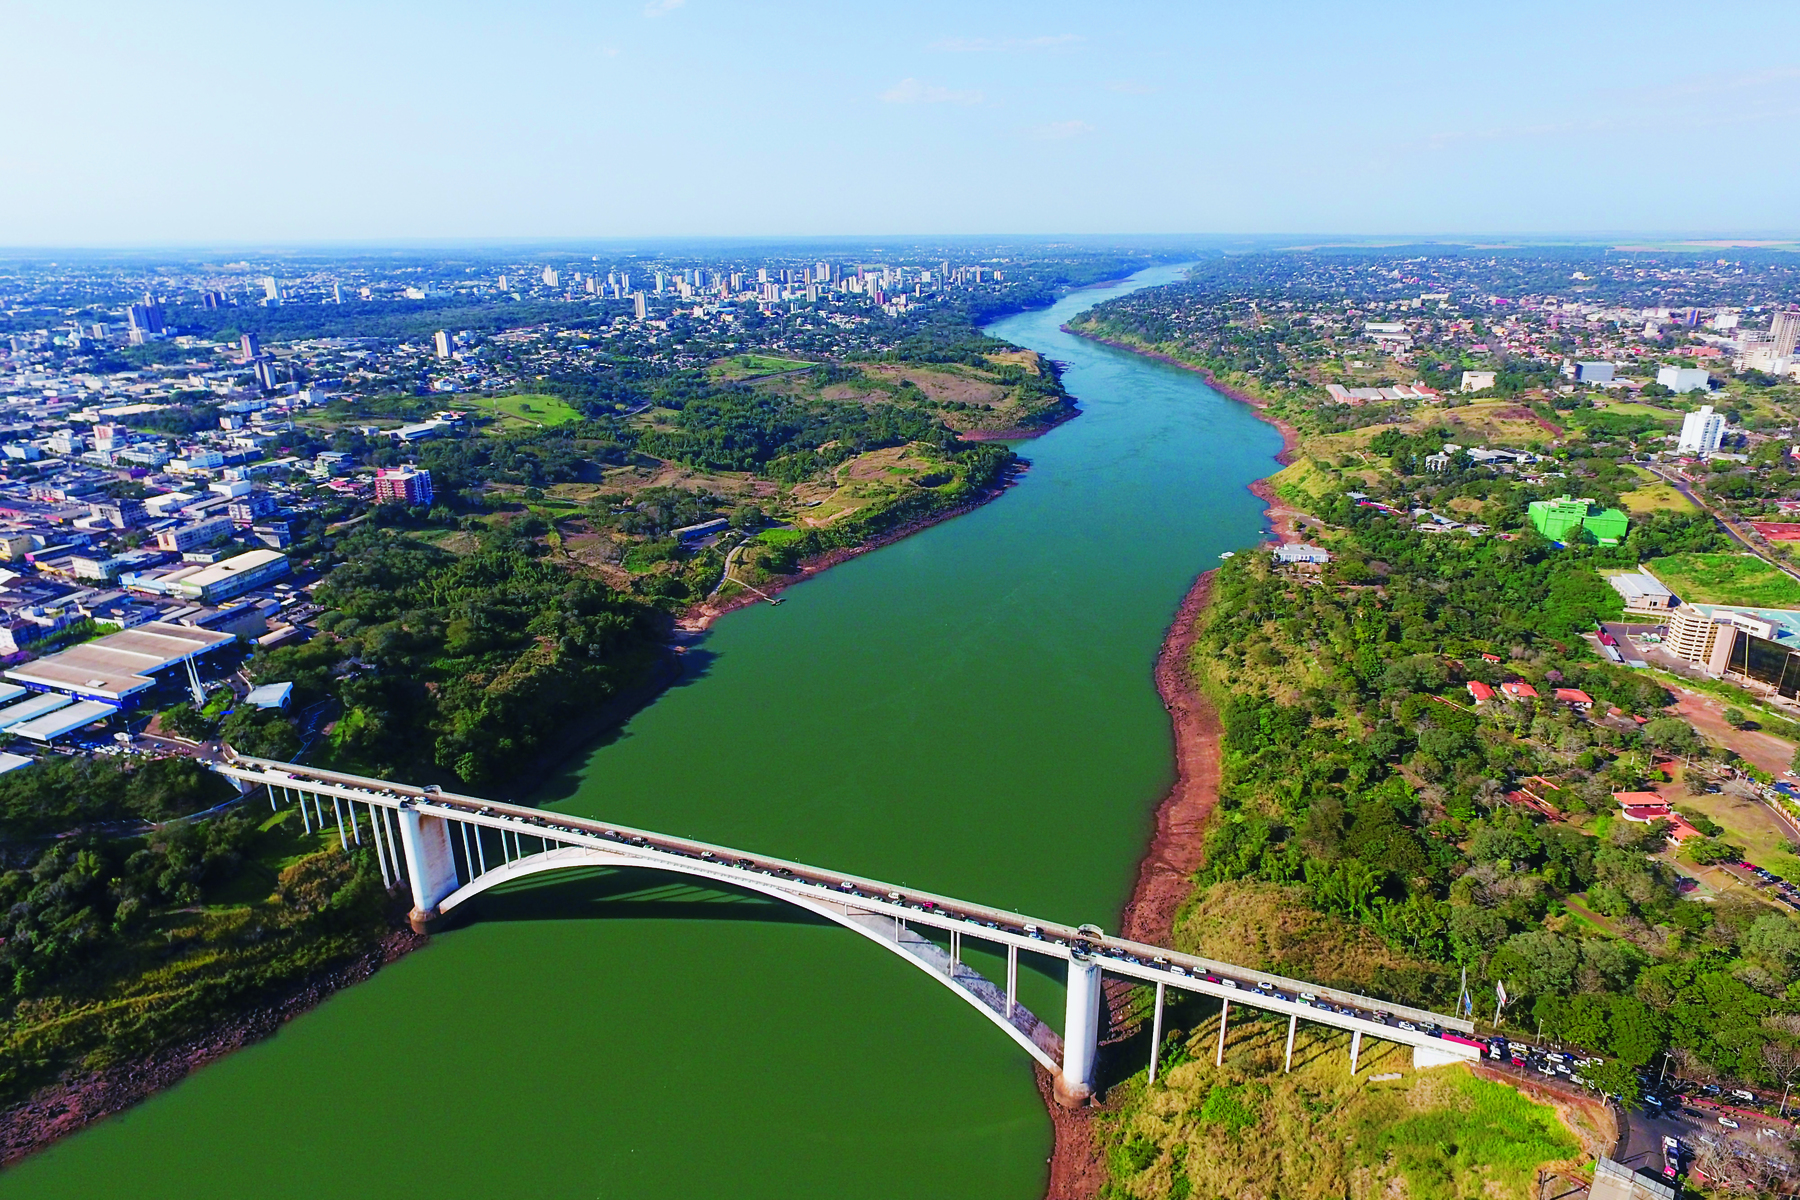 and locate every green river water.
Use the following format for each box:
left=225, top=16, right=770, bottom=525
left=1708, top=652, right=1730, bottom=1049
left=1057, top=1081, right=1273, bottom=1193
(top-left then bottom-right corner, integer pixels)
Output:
left=2, top=264, right=1283, bottom=1199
